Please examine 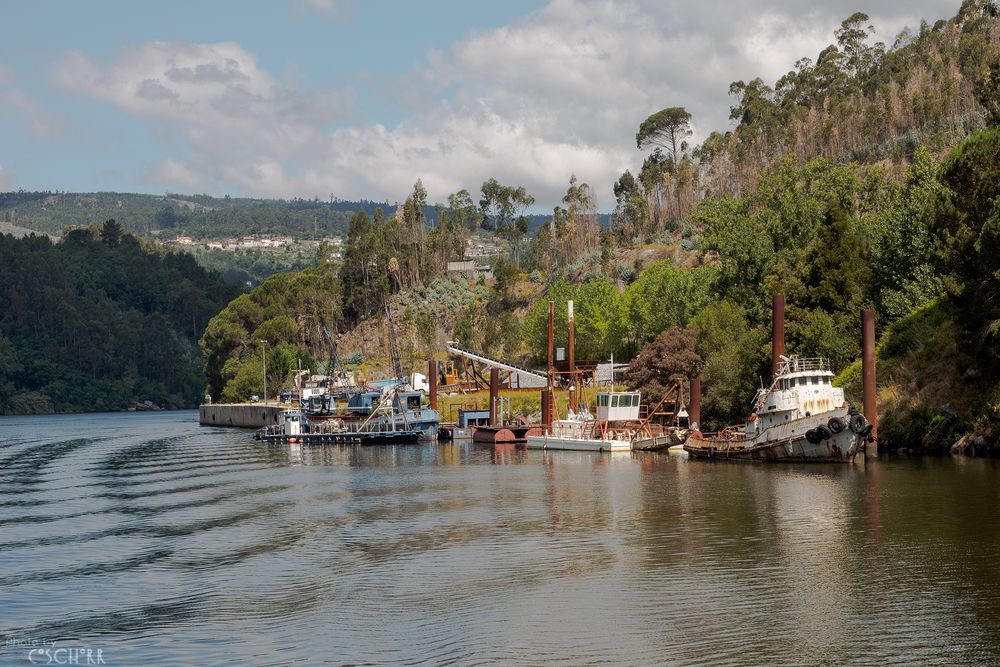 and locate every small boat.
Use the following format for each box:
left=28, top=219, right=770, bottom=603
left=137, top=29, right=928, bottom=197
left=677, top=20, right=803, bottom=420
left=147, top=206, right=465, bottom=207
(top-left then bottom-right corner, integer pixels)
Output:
left=526, top=389, right=683, bottom=452
left=683, top=355, right=871, bottom=462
